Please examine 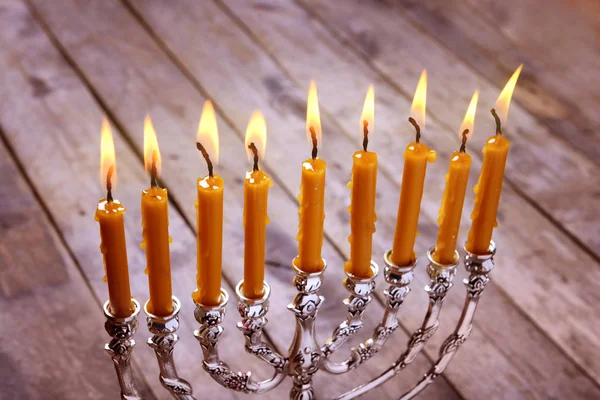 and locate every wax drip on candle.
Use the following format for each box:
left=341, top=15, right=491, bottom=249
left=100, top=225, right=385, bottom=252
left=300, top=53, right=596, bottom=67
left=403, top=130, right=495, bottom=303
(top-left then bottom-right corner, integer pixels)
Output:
left=150, top=150, right=159, bottom=188
left=362, top=120, right=369, bottom=151
left=408, top=117, right=421, bottom=143
left=248, top=142, right=260, bottom=172
left=491, top=108, right=503, bottom=135
left=309, top=127, right=318, bottom=160
left=196, top=142, right=214, bottom=177
left=459, top=129, right=470, bottom=153
left=106, top=164, right=114, bottom=203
